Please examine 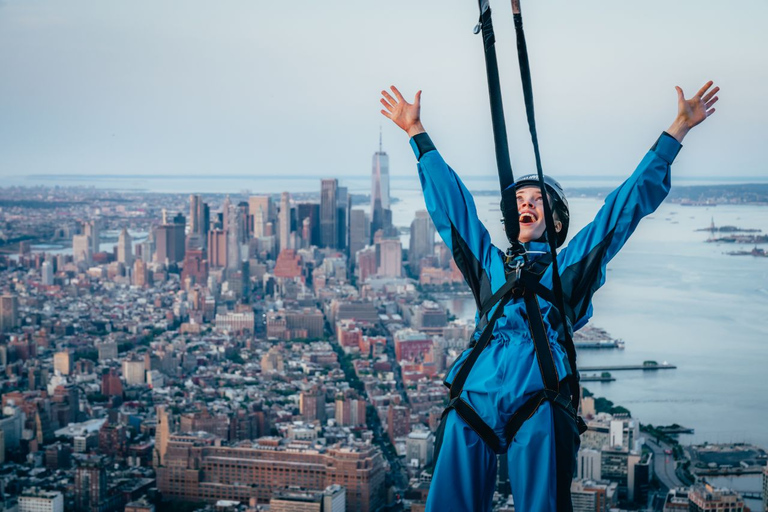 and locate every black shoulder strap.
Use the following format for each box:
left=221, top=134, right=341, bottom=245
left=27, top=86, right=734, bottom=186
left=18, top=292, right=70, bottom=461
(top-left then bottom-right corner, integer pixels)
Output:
left=476, top=0, right=522, bottom=253
left=512, top=5, right=580, bottom=409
